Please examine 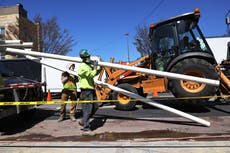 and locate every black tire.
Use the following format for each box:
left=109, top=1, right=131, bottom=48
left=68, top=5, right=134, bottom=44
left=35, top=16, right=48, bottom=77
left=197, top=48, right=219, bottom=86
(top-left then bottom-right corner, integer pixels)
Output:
left=168, top=58, right=217, bottom=98
left=112, top=83, right=137, bottom=111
